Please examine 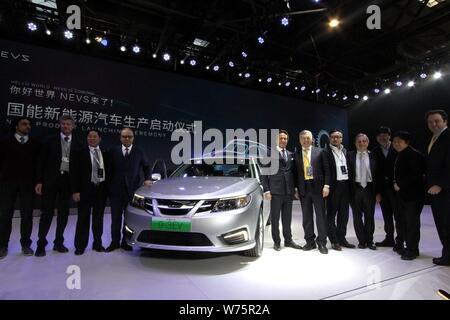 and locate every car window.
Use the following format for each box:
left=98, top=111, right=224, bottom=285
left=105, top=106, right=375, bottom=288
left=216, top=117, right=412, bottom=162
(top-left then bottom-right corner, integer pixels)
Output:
left=171, top=162, right=251, bottom=178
